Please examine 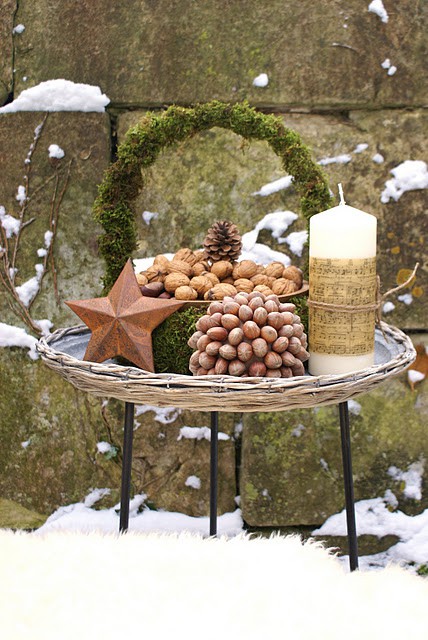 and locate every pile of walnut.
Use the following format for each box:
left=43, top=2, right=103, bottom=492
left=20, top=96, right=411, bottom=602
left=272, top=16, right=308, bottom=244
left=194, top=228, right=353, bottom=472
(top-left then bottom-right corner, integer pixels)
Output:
left=187, top=291, right=309, bottom=377
left=136, top=248, right=303, bottom=301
